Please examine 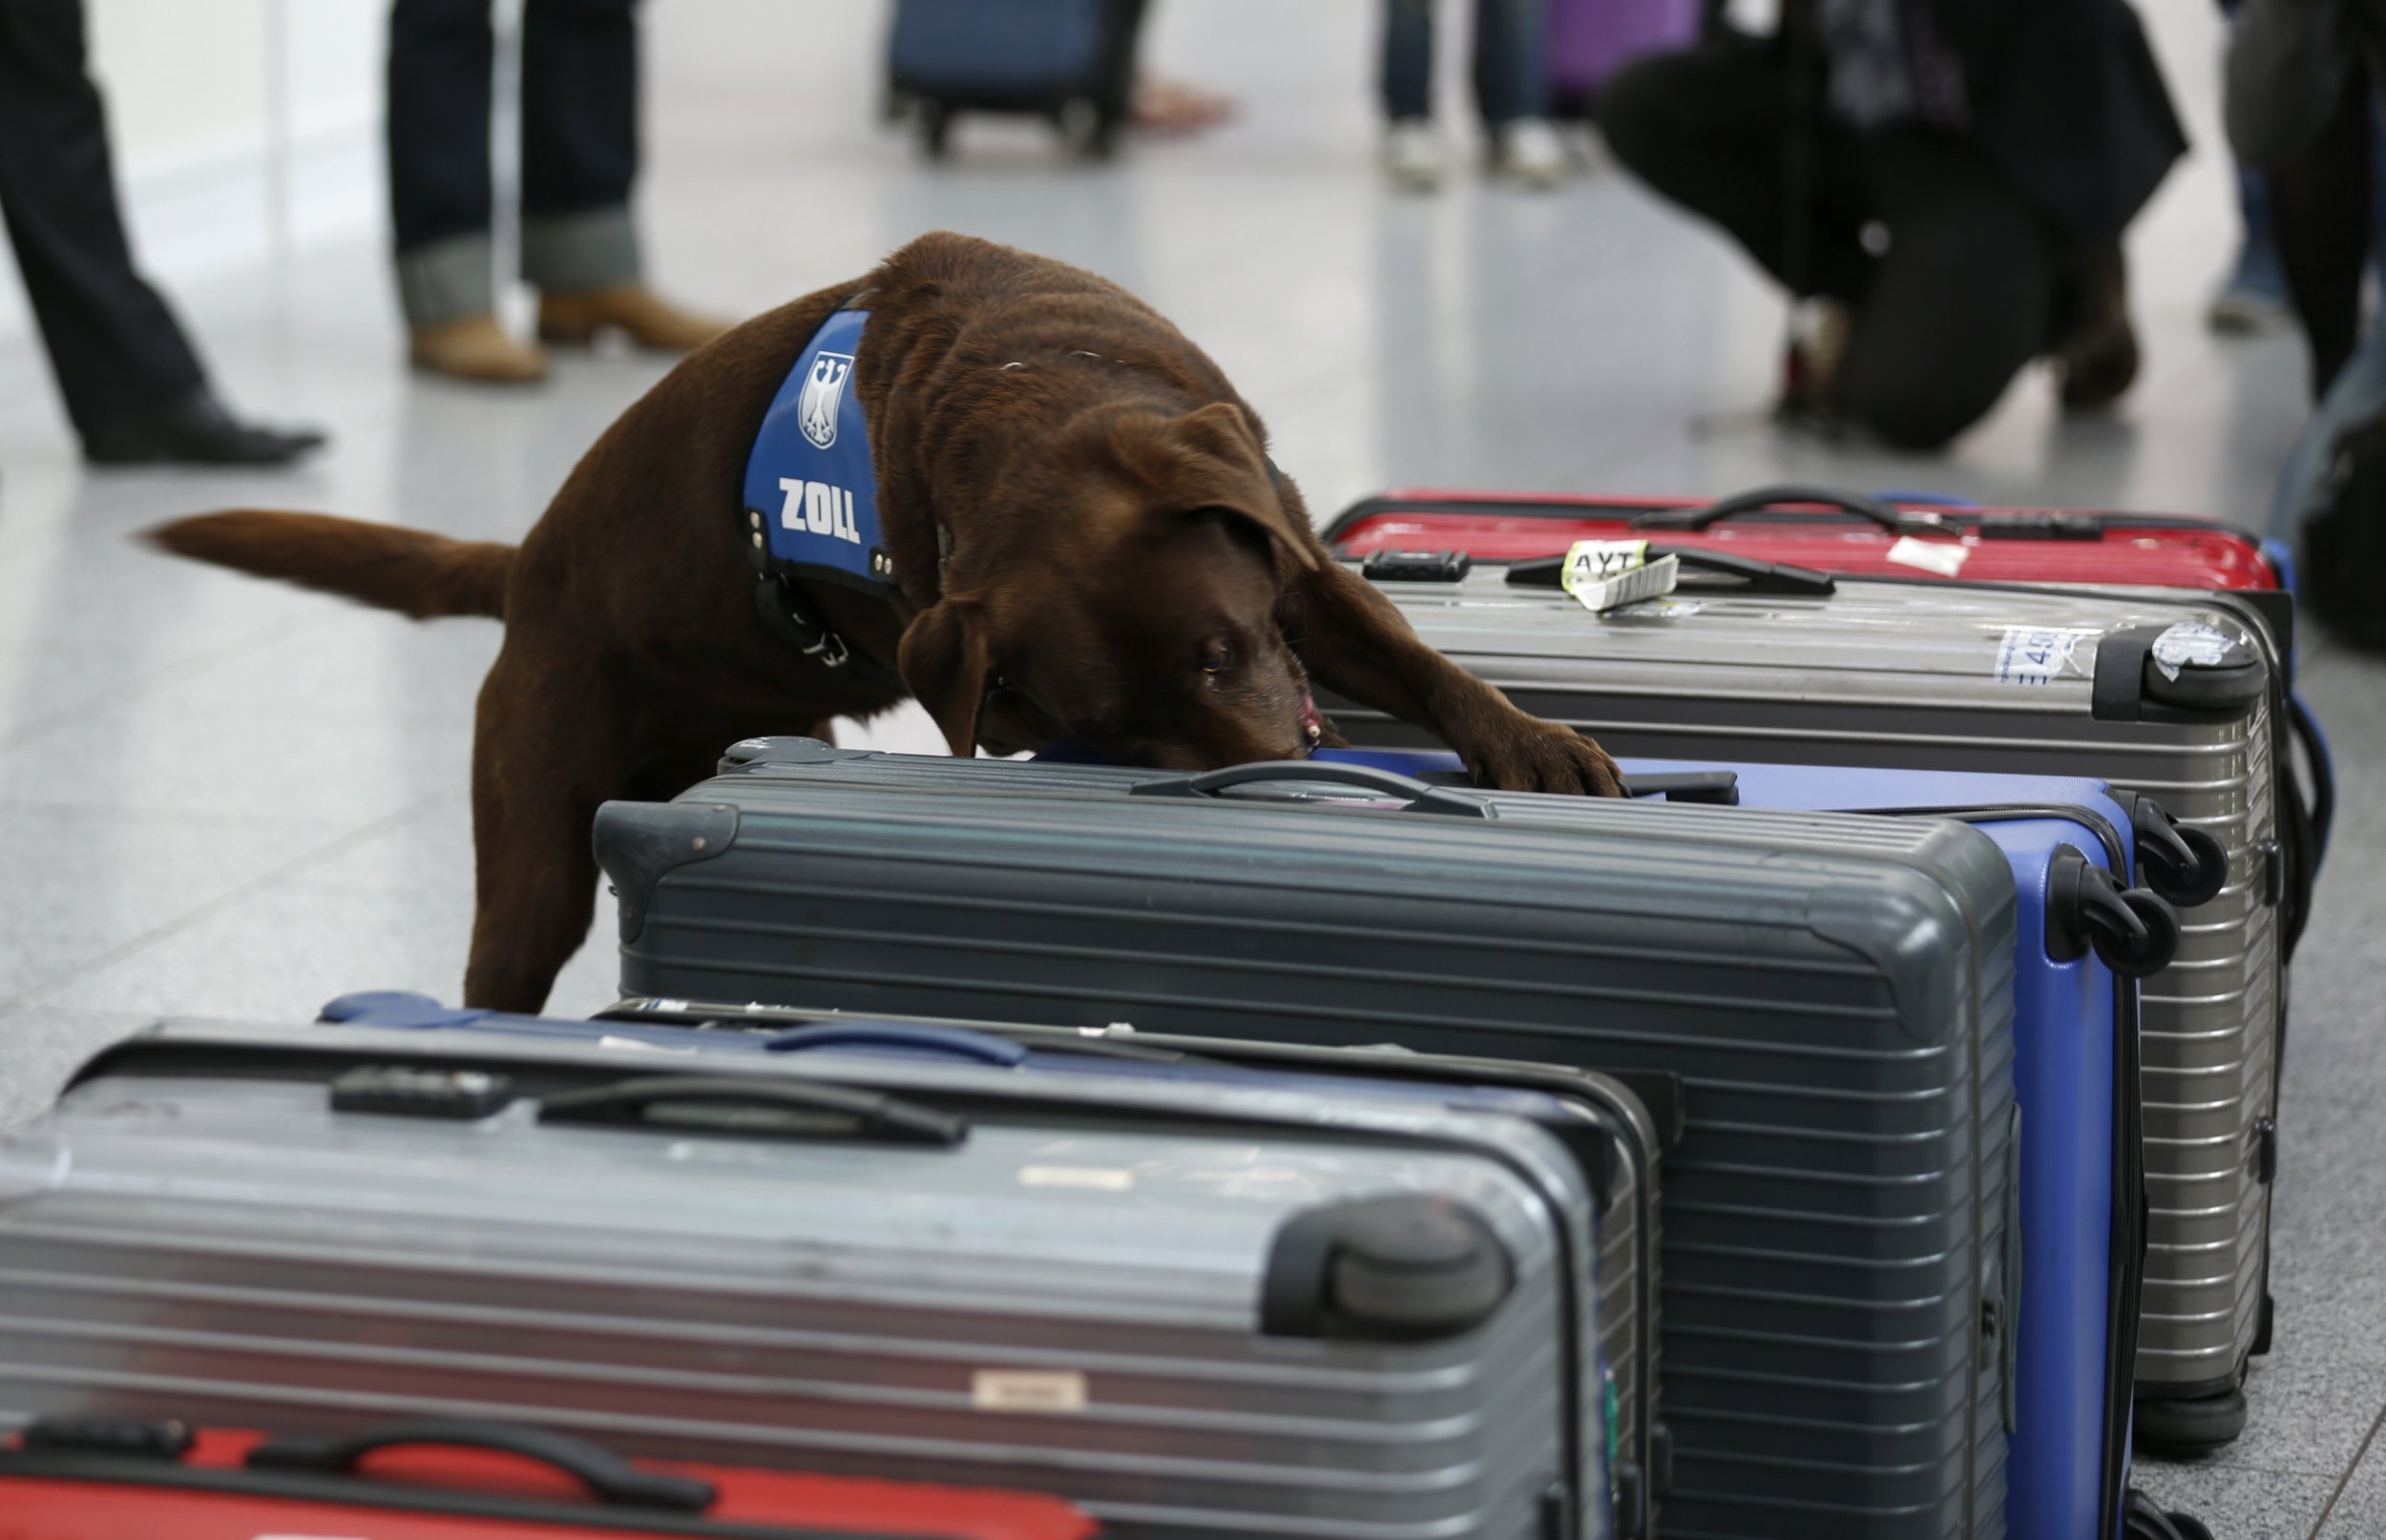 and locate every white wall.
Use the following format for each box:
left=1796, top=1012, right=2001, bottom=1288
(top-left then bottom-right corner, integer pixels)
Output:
left=0, top=0, right=387, bottom=338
